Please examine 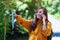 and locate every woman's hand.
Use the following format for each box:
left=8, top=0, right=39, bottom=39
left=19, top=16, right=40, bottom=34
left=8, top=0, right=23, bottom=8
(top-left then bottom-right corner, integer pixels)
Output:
left=14, top=12, right=18, bottom=18
left=42, top=15, right=46, bottom=31
left=42, top=15, right=46, bottom=25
